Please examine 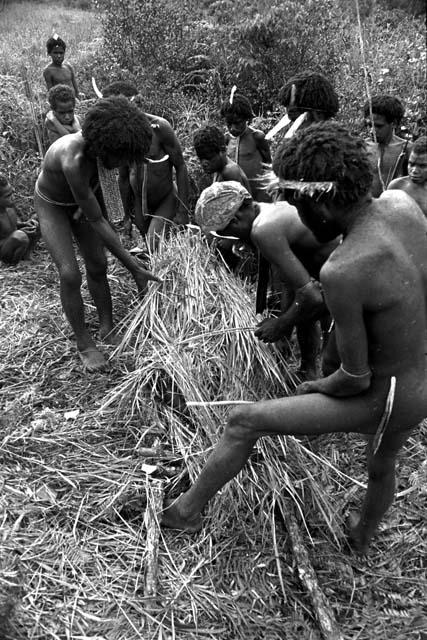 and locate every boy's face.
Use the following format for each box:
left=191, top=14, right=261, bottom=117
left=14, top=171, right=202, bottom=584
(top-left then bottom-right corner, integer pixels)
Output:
left=226, top=116, right=247, bottom=138
left=197, top=149, right=226, bottom=174
left=365, top=113, right=394, bottom=144
left=50, top=46, right=65, bottom=66
left=54, top=100, right=75, bottom=125
left=408, top=151, right=427, bottom=184
left=0, top=182, right=13, bottom=209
